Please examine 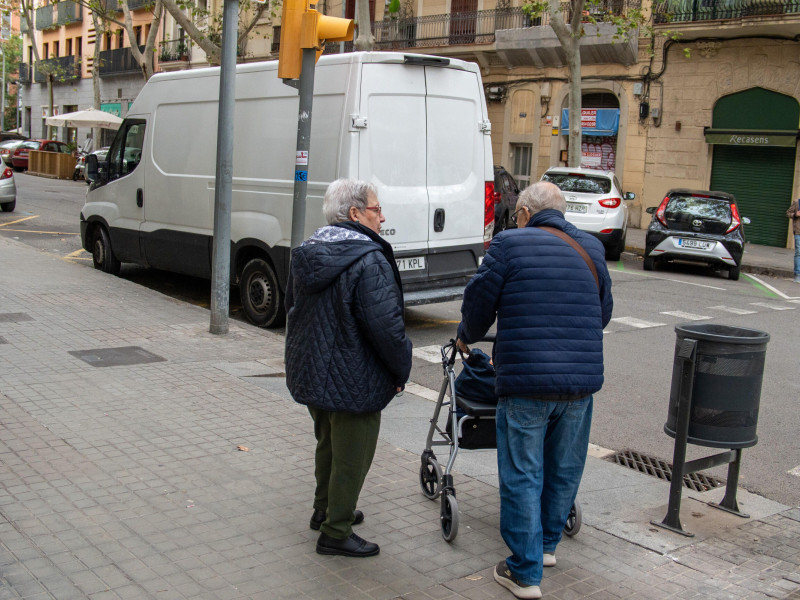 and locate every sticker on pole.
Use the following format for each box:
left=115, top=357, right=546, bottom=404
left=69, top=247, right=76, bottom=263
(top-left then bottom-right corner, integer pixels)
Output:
left=295, top=170, right=308, bottom=182
left=295, top=151, right=308, bottom=166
